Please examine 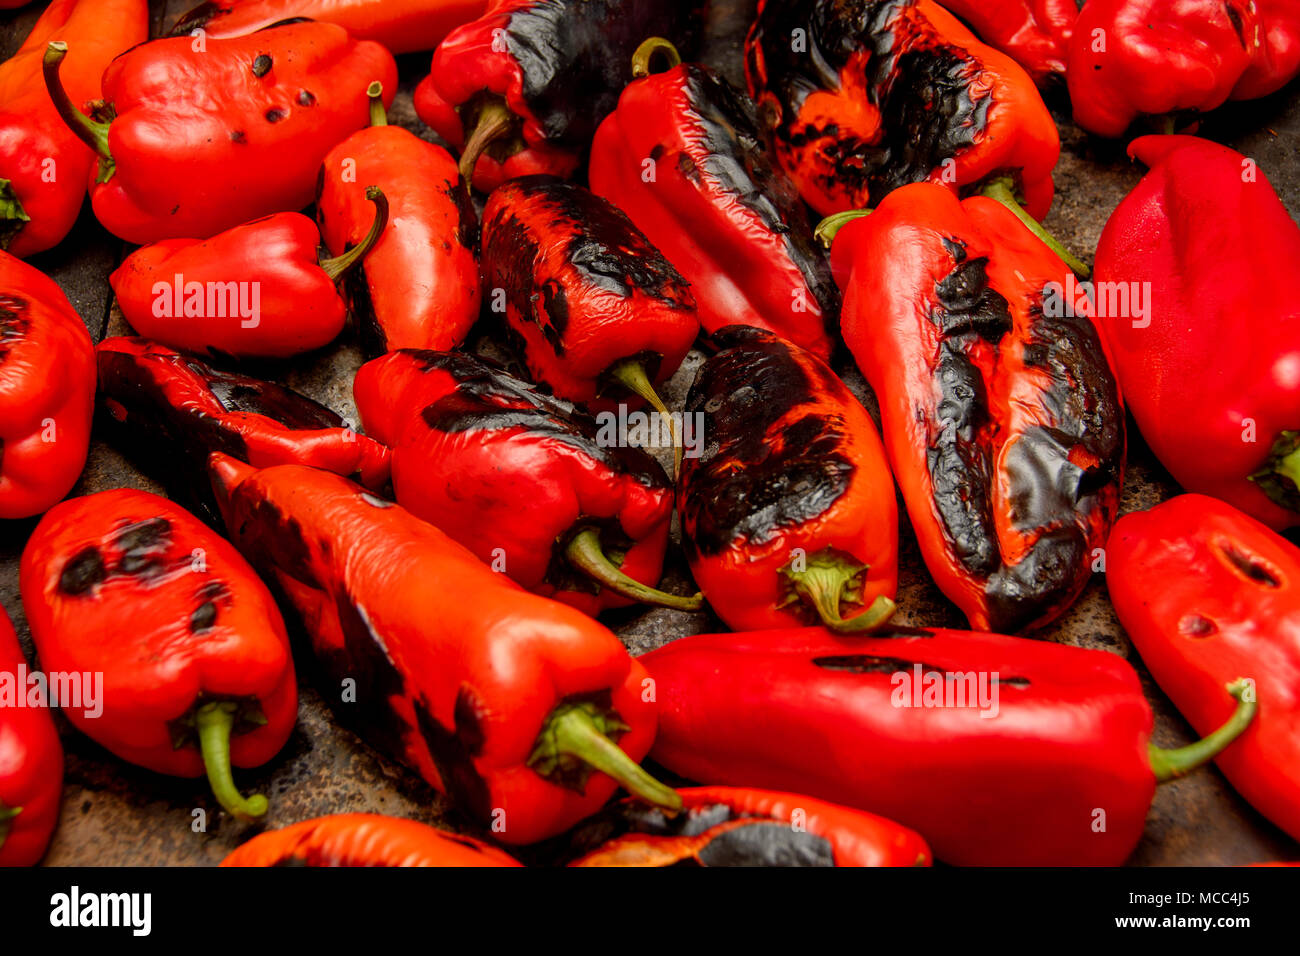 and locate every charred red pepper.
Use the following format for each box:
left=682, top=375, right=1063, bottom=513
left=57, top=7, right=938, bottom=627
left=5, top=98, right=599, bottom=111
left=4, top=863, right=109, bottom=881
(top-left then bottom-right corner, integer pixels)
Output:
left=679, top=326, right=897, bottom=633
left=941, top=0, right=1076, bottom=84
left=643, top=626, right=1257, bottom=866
left=221, top=813, right=522, bottom=867
left=824, top=182, right=1124, bottom=633
left=109, top=189, right=388, bottom=360
left=209, top=455, right=680, bottom=845
left=0, top=602, right=62, bottom=867
left=589, top=44, right=837, bottom=362
left=0, top=249, right=95, bottom=520
left=744, top=0, right=1059, bottom=219
left=20, top=489, right=296, bottom=822
left=1095, top=136, right=1300, bottom=530
left=0, top=0, right=147, bottom=257
left=414, top=0, right=700, bottom=192
left=567, top=786, right=931, bottom=867
left=354, top=349, right=700, bottom=616
left=318, top=83, right=480, bottom=357
left=1108, top=494, right=1300, bottom=844
left=42, top=21, right=397, bottom=244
